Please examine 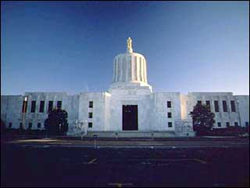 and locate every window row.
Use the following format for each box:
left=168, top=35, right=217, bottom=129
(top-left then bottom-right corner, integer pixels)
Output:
left=22, top=100, right=62, bottom=113
left=23, top=122, right=43, bottom=129
left=88, top=101, right=94, bottom=128
left=197, top=100, right=236, bottom=113
left=8, top=122, right=43, bottom=129
left=217, top=122, right=240, bottom=127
